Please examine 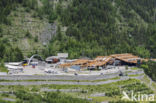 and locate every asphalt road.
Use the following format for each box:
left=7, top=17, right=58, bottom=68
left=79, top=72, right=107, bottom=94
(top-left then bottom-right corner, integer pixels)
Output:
left=0, top=75, right=144, bottom=86
left=0, top=70, right=143, bottom=81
